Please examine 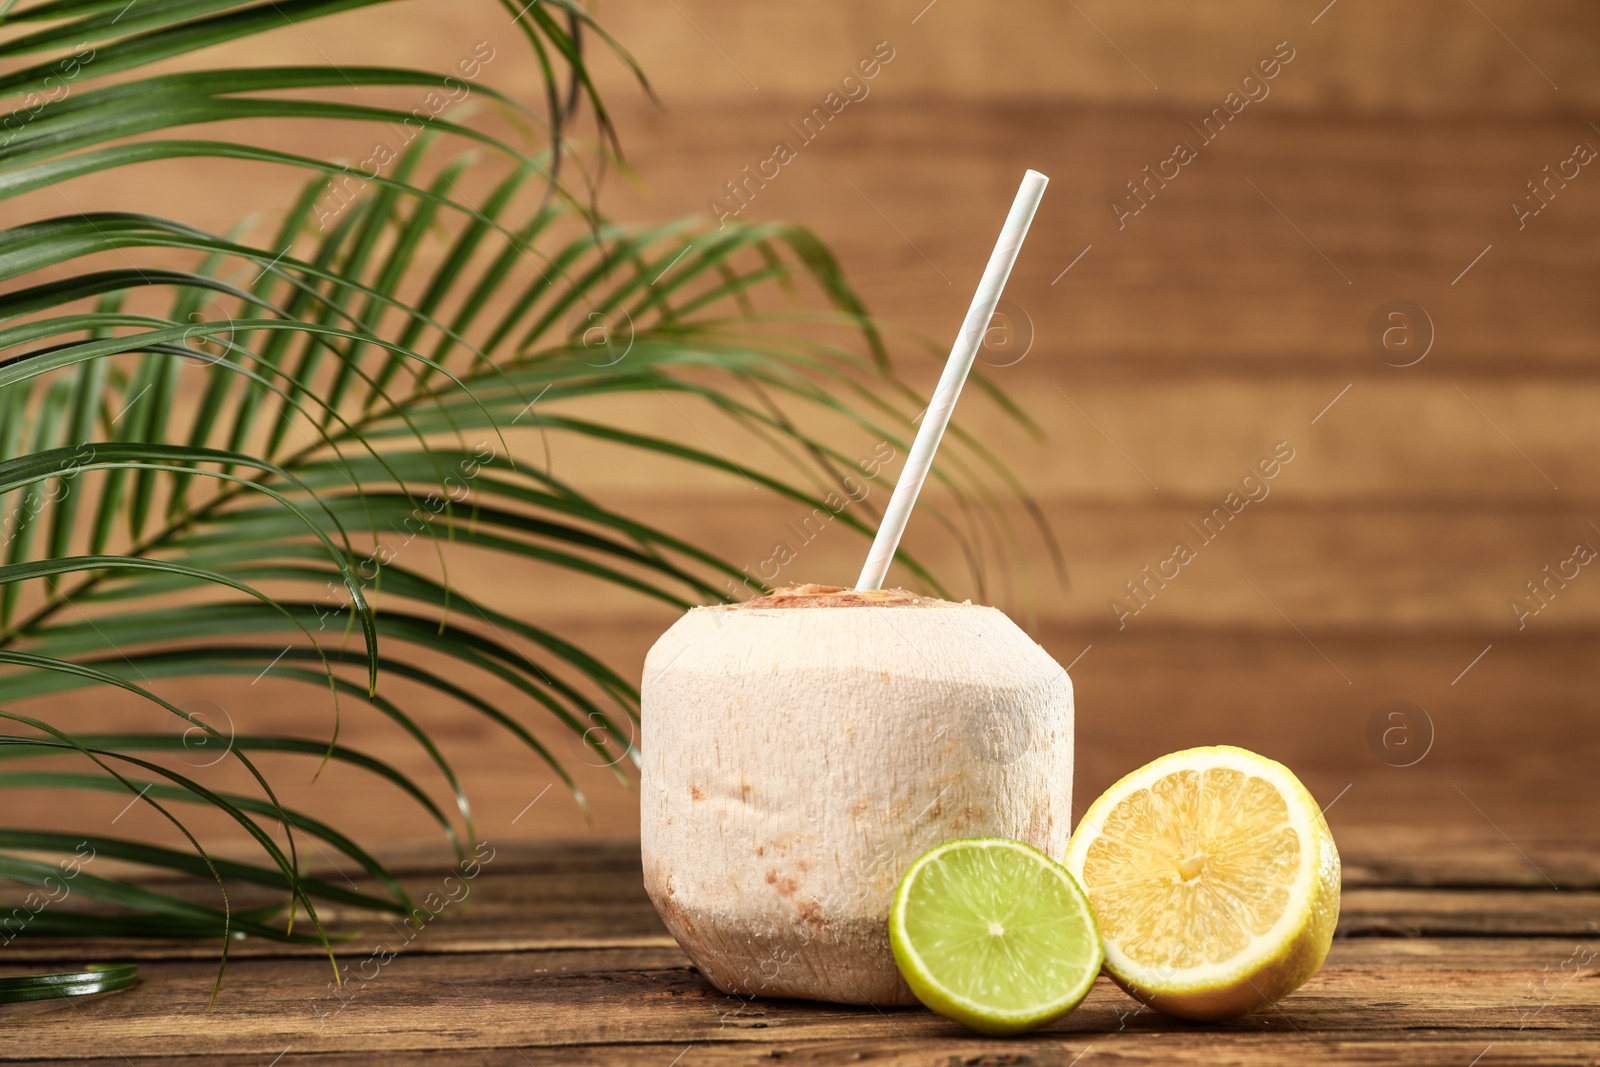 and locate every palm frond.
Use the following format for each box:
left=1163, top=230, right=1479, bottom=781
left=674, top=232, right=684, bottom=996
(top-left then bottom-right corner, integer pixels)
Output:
left=0, top=0, right=1050, bottom=993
